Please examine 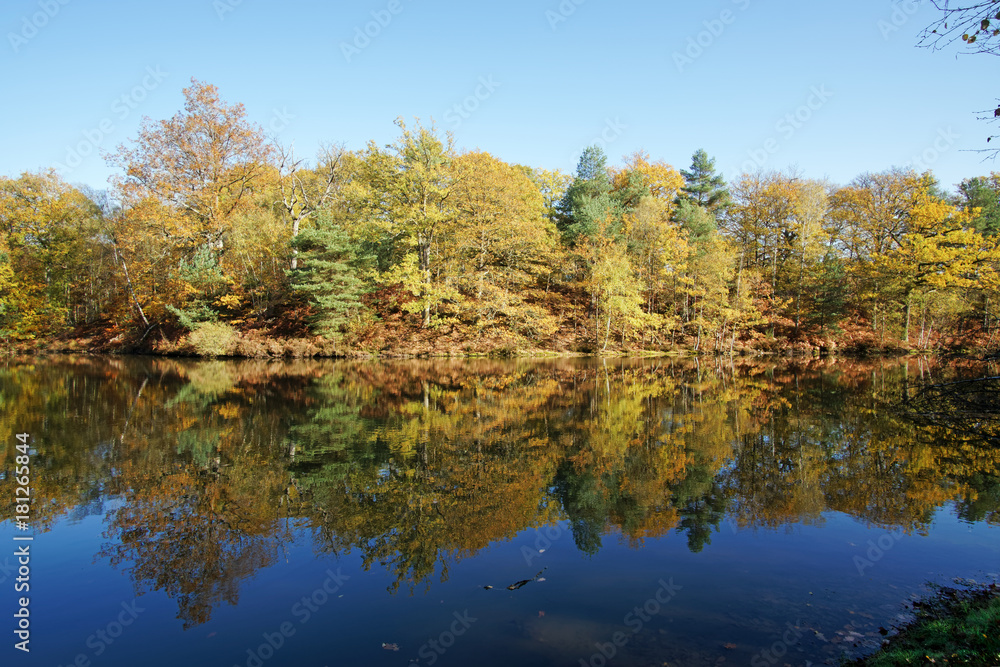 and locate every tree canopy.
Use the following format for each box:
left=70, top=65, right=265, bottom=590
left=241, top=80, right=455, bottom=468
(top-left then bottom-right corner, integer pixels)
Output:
left=2, top=80, right=999, bottom=357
